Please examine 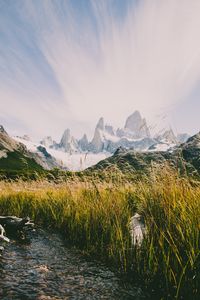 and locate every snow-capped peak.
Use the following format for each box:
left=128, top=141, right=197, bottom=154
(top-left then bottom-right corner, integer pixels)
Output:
left=155, top=128, right=177, bottom=144
left=40, top=136, right=54, bottom=148
left=124, top=110, right=150, bottom=138
left=37, top=111, right=190, bottom=156
left=96, top=117, right=104, bottom=131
